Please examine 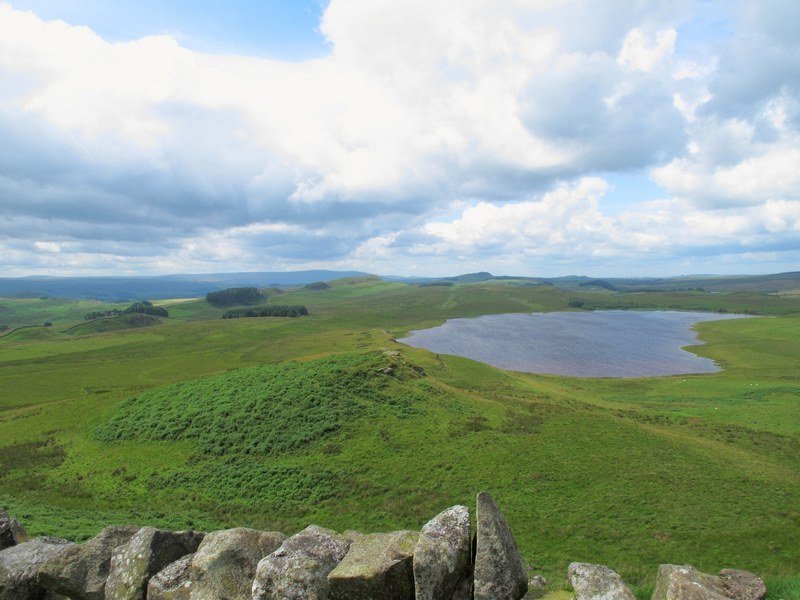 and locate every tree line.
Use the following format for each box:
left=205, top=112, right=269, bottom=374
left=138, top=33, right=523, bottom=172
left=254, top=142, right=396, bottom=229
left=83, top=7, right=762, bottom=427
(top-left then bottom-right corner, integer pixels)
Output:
left=222, top=305, right=308, bottom=319
left=84, top=300, right=168, bottom=320
left=206, top=287, right=264, bottom=307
